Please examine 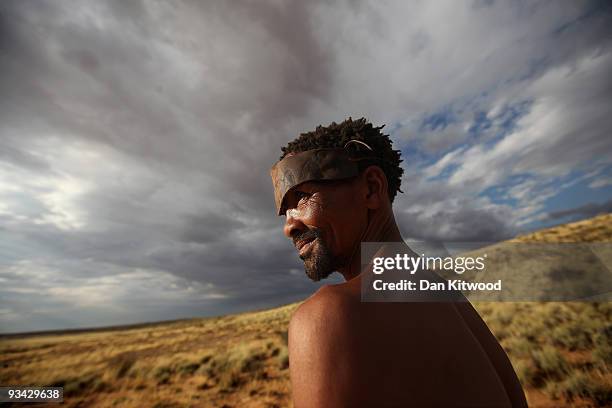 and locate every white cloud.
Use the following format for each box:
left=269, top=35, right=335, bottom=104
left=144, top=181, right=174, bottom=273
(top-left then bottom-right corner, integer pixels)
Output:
left=590, top=177, right=612, bottom=189
left=415, top=48, right=612, bottom=226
